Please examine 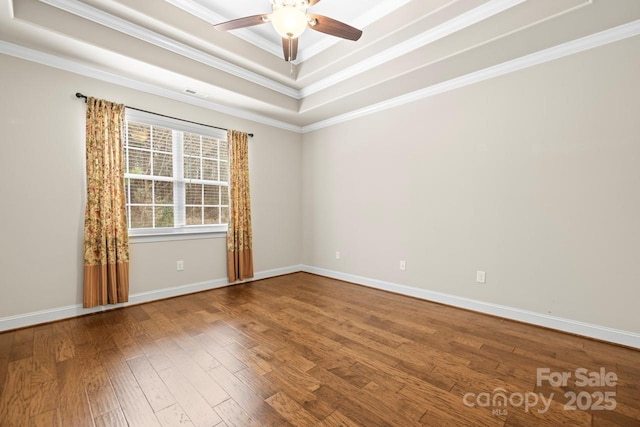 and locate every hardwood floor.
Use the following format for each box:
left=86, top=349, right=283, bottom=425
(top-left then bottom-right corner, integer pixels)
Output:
left=0, top=272, right=638, bottom=426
